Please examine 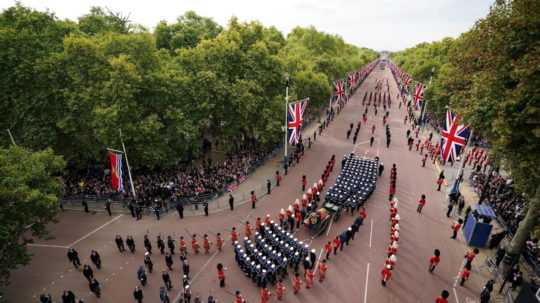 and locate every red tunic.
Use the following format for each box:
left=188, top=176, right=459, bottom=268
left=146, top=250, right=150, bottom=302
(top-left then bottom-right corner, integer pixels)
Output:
left=381, top=268, right=392, bottom=282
